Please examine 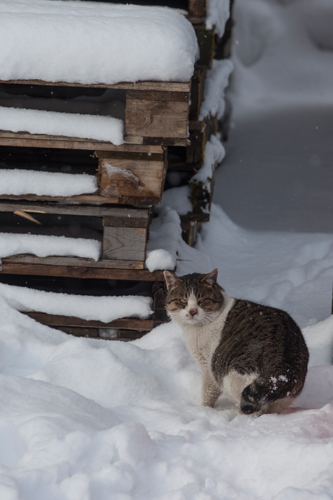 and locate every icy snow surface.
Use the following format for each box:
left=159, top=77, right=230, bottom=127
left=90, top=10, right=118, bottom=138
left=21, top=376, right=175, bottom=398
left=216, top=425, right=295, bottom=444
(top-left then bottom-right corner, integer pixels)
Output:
left=0, top=169, right=97, bottom=197
left=0, top=107, right=124, bottom=144
left=206, top=0, right=230, bottom=37
left=0, top=0, right=199, bottom=84
left=0, top=0, right=332, bottom=499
